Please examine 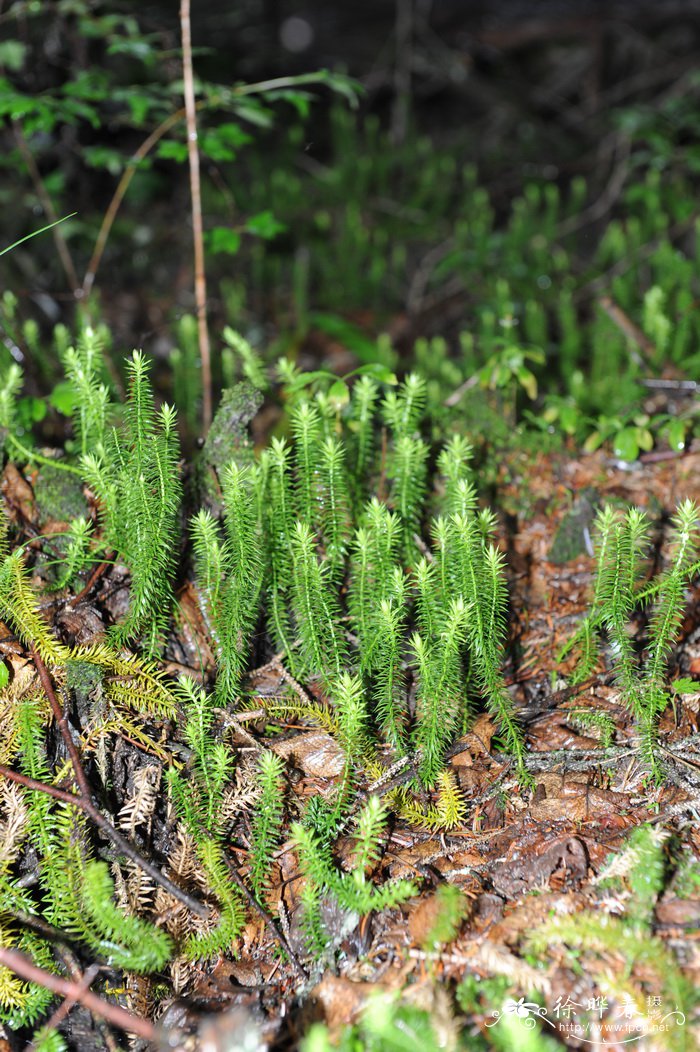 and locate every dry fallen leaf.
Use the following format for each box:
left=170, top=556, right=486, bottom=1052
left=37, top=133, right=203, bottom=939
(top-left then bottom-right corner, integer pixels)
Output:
left=270, top=732, right=345, bottom=777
